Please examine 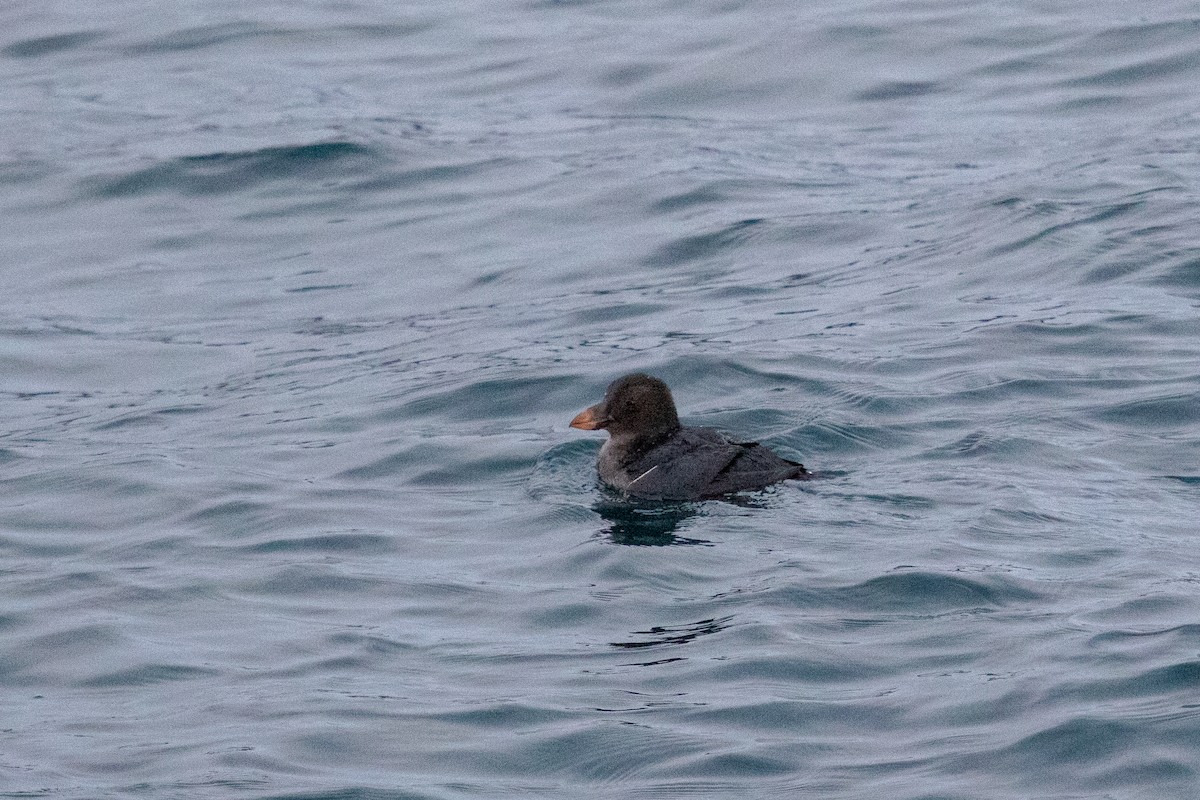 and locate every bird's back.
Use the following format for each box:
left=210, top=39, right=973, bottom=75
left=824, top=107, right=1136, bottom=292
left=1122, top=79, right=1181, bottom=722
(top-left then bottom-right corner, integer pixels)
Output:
left=701, top=439, right=808, bottom=497
left=621, top=427, right=806, bottom=500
